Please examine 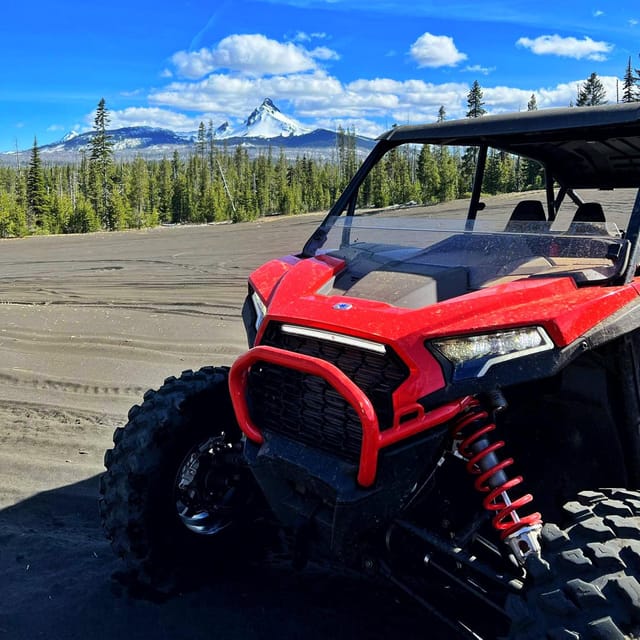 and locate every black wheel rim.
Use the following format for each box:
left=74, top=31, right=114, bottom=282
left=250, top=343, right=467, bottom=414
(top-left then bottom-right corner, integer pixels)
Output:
left=174, top=433, right=243, bottom=535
